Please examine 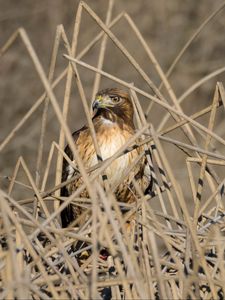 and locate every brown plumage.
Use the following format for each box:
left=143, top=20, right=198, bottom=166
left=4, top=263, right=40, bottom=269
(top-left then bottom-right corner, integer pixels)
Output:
left=60, top=88, right=152, bottom=228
